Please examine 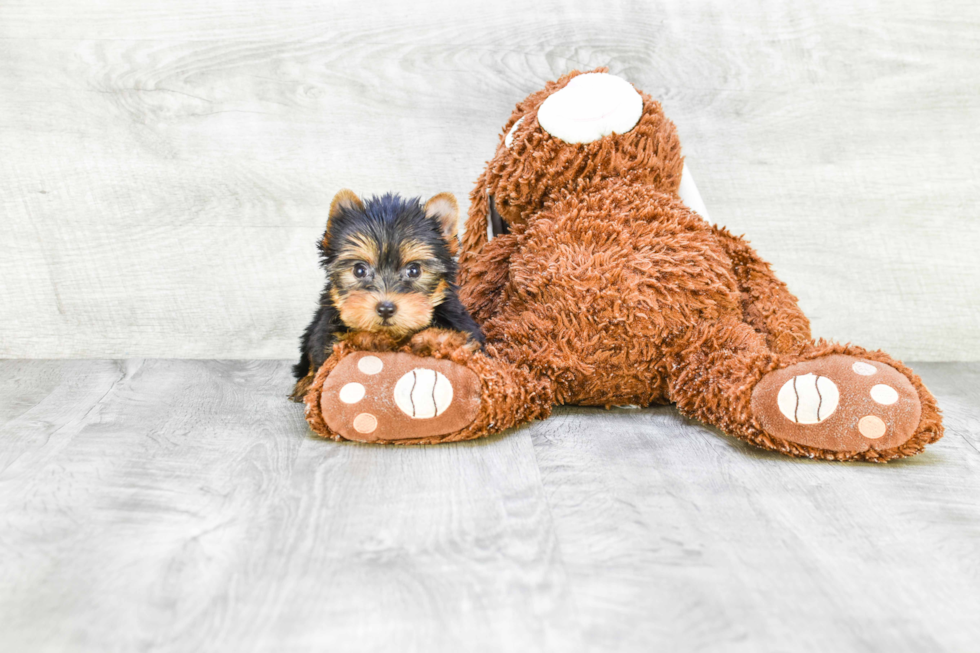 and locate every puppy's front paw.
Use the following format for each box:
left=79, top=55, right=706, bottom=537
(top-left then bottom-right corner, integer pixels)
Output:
left=407, top=328, right=475, bottom=359
left=290, top=373, right=315, bottom=403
